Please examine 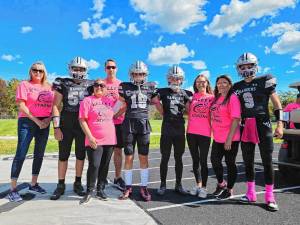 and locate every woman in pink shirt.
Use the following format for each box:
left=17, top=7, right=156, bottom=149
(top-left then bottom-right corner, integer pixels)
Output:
left=210, top=75, right=241, bottom=200
left=186, top=74, right=214, bottom=198
left=79, top=79, right=116, bottom=204
left=8, top=62, right=54, bottom=202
